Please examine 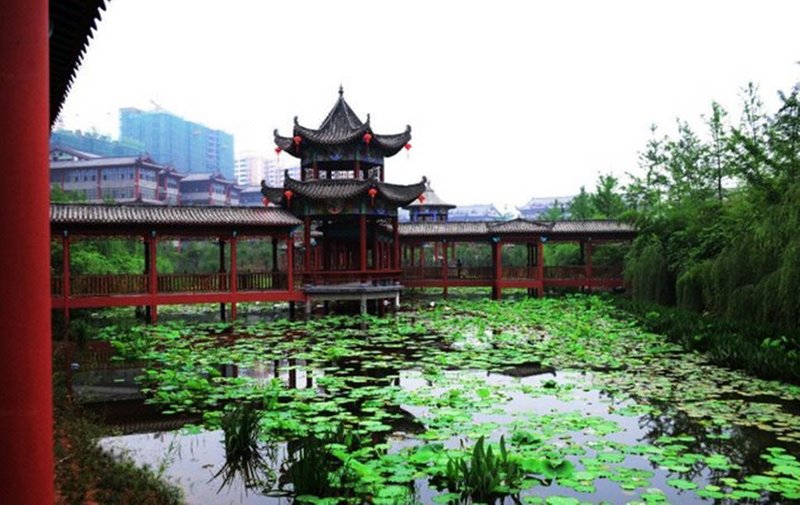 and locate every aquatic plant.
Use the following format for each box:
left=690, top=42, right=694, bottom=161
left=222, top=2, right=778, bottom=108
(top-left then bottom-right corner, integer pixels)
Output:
left=212, top=402, right=274, bottom=491
left=441, top=436, right=523, bottom=504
